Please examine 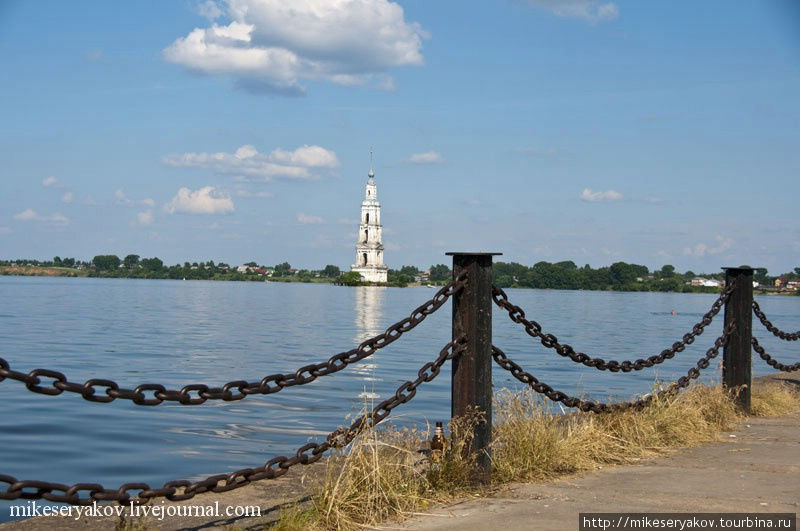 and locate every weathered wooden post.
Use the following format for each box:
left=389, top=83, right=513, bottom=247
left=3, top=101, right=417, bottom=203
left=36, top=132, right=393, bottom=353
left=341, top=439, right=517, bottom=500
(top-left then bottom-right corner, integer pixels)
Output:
left=446, top=252, right=500, bottom=484
left=722, top=266, right=754, bottom=413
